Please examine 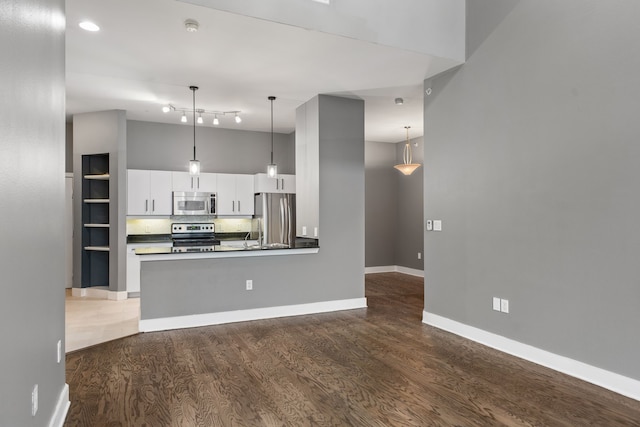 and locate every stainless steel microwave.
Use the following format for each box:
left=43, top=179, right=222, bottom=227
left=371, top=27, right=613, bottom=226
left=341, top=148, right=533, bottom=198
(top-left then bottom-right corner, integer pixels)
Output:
left=172, top=191, right=216, bottom=215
